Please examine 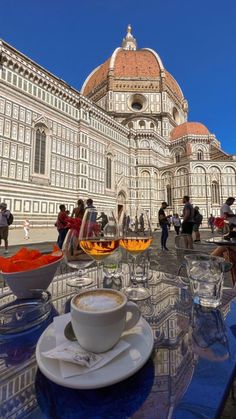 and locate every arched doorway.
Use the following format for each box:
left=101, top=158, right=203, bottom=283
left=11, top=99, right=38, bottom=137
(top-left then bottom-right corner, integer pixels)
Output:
left=117, top=191, right=126, bottom=219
